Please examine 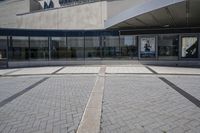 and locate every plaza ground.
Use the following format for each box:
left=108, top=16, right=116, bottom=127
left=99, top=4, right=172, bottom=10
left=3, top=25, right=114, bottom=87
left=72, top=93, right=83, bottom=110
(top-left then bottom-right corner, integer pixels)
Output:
left=0, top=65, right=200, bottom=133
